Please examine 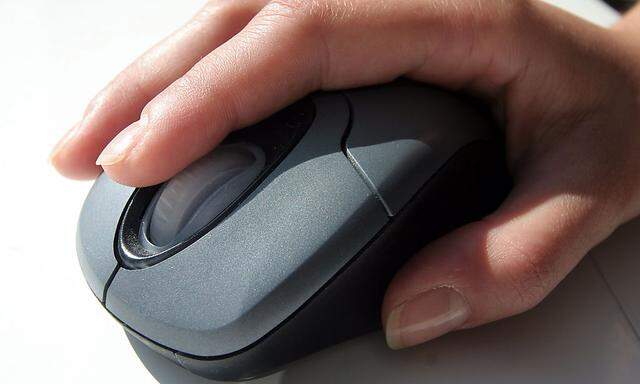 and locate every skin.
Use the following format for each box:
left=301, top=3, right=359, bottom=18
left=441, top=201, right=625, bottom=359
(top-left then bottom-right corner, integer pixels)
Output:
left=51, top=0, right=640, bottom=349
